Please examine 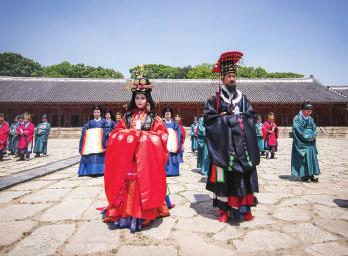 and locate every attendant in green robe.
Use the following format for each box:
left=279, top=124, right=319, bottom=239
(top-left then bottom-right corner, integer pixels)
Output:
left=291, top=101, right=320, bottom=182
left=255, top=115, right=265, bottom=156
left=190, top=116, right=198, bottom=153
left=34, top=114, right=51, bottom=157
left=8, top=115, right=19, bottom=155
left=197, top=117, right=209, bottom=175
